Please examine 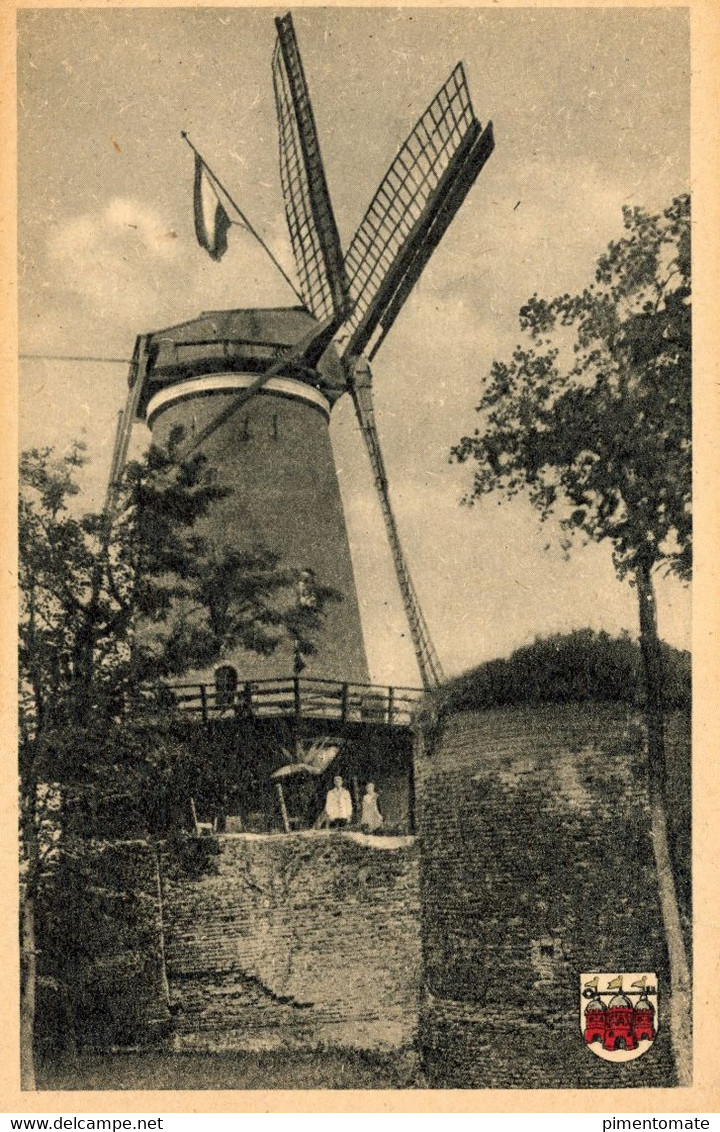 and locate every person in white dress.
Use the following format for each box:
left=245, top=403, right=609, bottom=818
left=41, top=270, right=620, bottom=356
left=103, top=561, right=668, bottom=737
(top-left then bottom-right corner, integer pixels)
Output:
left=361, top=782, right=383, bottom=833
